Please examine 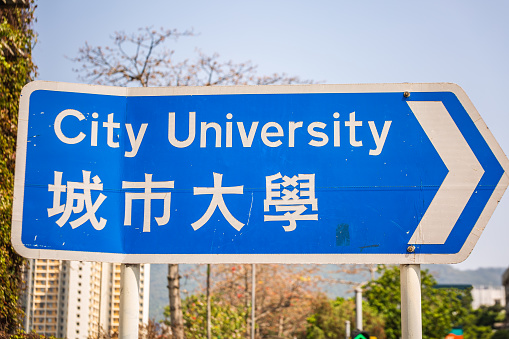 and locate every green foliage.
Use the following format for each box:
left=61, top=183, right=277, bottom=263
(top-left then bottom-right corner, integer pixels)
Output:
left=305, top=296, right=385, bottom=339
left=492, top=330, right=509, bottom=339
left=0, top=2, right=36, bottom=334
left=0, top=329, right=55, bottom=339
left=474, top=304, right=506, bottom=327
left=364, top=266, right=475, bottom=339
left=461, top=304, right=506, bottom=339
left=463, top=325, right=493, bottom=339
left=164, top=294, right=247, bottom=339
left=363, top=266, right=401, bottom=339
